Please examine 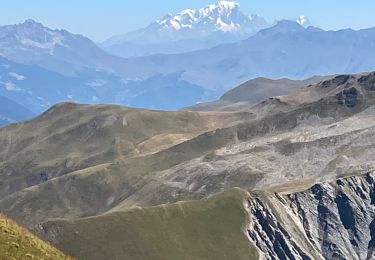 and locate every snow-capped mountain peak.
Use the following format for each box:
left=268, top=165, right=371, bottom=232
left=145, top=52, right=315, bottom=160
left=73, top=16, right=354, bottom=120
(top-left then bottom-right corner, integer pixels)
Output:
left=0, top=20, right=112, bottom=76
left=296, top=16, right=311, bottom=27
left=102, top=1, right=271, bottom=57
left=207, top=0, right=239, bottom=11
left=104, top=0, right=270, bottom=48
left=0, top=19, right=68, bottom=55
left=22, top=19, right=41, bottom=27
left=155, top=0, right=254, bottom=33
